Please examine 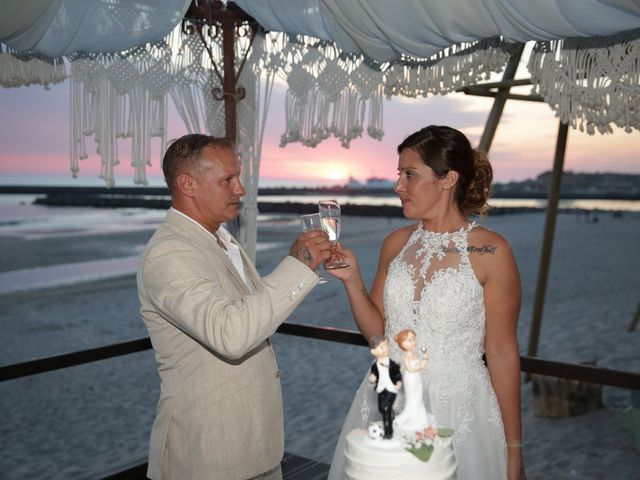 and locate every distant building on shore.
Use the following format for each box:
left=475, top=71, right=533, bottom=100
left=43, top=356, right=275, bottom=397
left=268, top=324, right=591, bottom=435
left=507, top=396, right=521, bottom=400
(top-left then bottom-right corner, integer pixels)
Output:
left=346, top=176, right=395, bottom=190
left=493, top=171, right=640, bottom=199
